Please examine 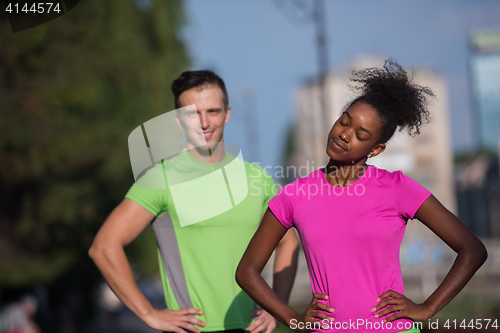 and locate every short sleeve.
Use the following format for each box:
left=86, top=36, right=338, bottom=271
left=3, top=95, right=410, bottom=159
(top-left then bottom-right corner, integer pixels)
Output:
left=125, top=183, right=168, bottom=216
left=261, top=169, right=278, bottom=214
left=268, top=182, right=297, bottom=229
left=394, top=171, right=432, bottom=220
